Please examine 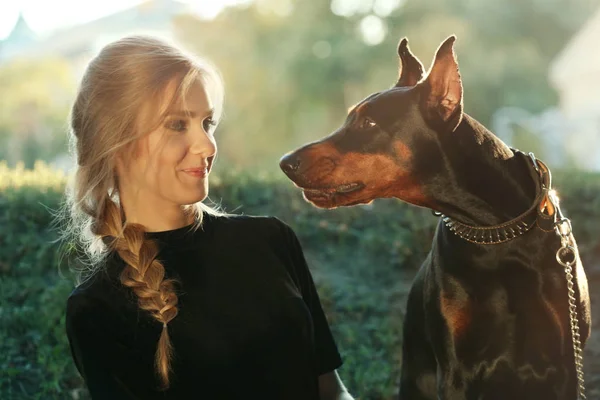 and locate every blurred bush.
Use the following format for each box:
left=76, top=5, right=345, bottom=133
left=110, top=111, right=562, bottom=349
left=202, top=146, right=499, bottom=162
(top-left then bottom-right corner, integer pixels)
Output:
left=1, top=161, right=599, bottom=399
